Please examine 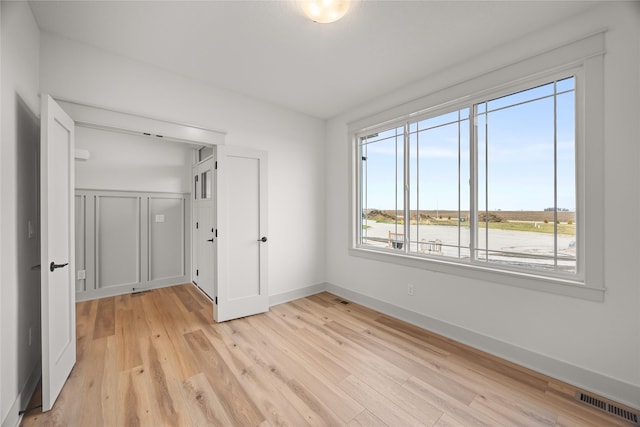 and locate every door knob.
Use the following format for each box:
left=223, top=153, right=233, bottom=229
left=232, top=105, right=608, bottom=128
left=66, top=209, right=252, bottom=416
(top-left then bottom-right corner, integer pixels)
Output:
left=258, top=237, right=268, bottom=242
left=50, top=262, right=69, bottom=272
